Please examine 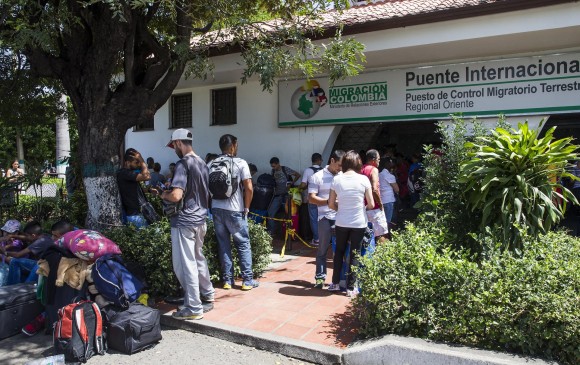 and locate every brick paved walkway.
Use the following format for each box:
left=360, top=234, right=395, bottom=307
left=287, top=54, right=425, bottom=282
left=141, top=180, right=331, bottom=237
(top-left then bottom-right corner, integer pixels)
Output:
left=156, top=240, right=358, bottom=348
